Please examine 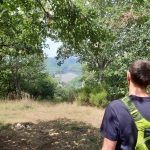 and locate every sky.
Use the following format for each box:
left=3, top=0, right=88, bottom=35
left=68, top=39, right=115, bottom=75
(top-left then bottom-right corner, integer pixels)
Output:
left=43, top=38, right=61, bottom=57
